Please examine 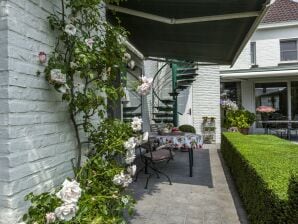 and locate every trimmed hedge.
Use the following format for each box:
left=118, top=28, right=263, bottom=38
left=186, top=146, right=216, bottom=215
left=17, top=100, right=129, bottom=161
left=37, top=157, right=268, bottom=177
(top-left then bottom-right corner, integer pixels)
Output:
left=222, top=133, right=298, bottom=224
left=178, top=124, right=196, bottom=134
